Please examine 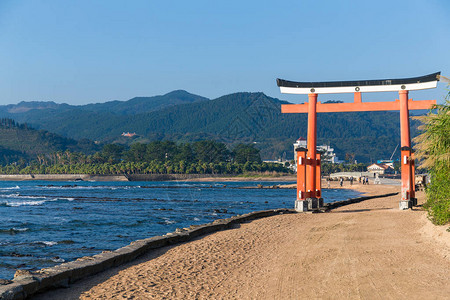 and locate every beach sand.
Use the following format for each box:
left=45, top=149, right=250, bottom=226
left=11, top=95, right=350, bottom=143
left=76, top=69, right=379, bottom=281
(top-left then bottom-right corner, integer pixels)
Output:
left=32, top=182, right=449, bottom=299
